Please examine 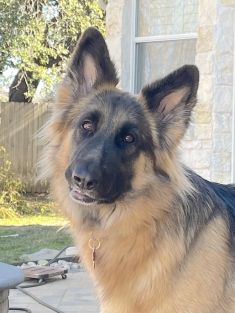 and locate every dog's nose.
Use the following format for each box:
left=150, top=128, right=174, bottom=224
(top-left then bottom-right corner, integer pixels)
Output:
left=72, top=164, right=98, bottom=190
left=73, top=174, right=97, bottom=190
